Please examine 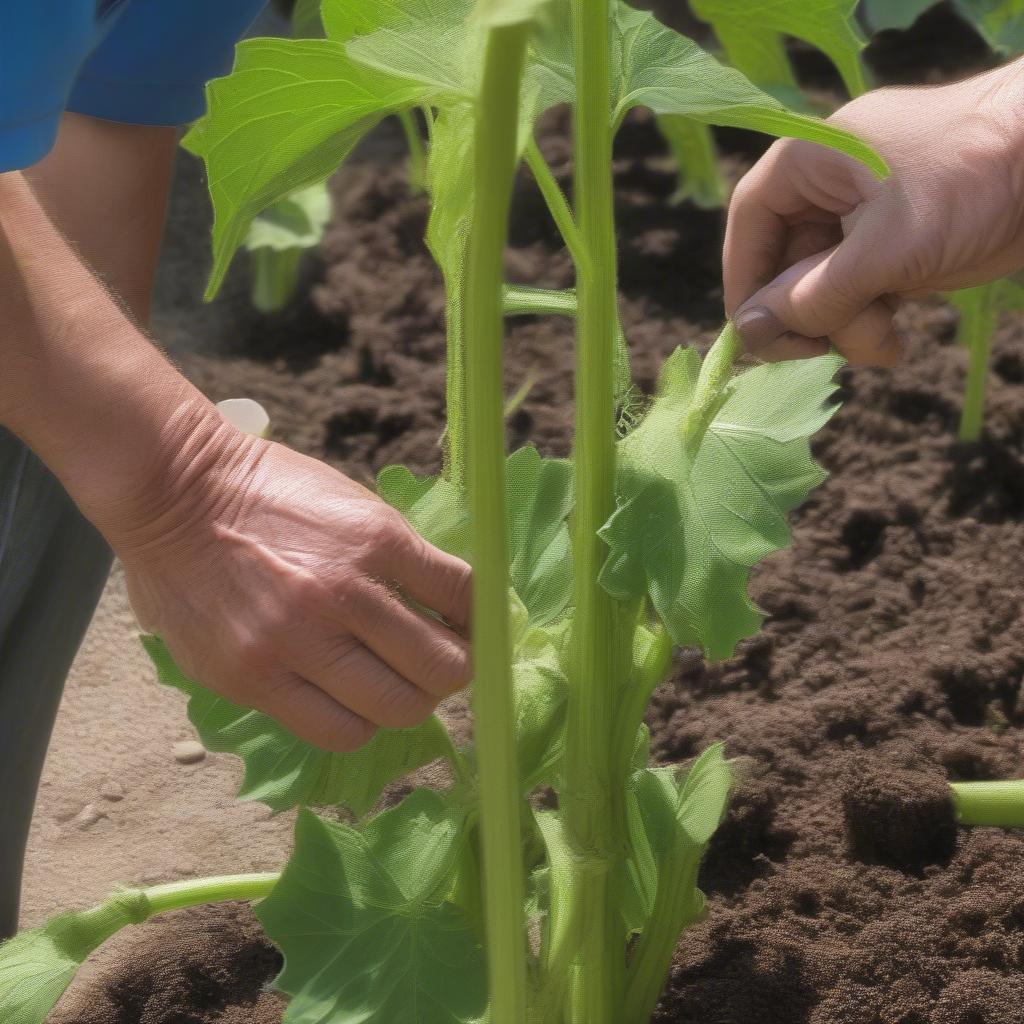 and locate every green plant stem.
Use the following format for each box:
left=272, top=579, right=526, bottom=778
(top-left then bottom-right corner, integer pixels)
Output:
left=564, top=2, right=629, bottom=1020
left=67, top=873, right=280, bottom=950
left=444, top=291, right=468, bottom=485
left=956, top=284, right=997, bottom=442
left=464, top=21, right=531, bottom=1024
left=399, top=108, right=427, bottom=193
left=682, top=321, right=742, bottom=453
left=144, top=873, right=280, bottom=914
left=250, top=247, right=301, bottom=312
left=524, top=138, right=587, bottom=268
left=657, top=116, right=726, bottom=209
left=623, top=848, right=704, bottom=1024
left=951, top=780, right=1024, bottom=827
